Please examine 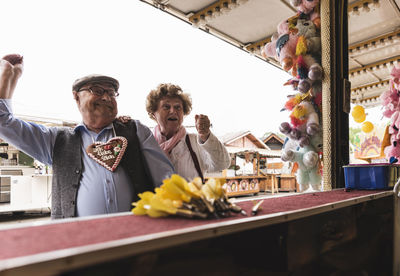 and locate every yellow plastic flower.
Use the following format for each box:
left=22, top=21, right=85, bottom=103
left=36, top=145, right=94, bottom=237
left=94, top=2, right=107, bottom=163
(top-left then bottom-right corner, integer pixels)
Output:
left=131, top=191, right=155, bottom=215
left=161, top=175, right=191, bottom=202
